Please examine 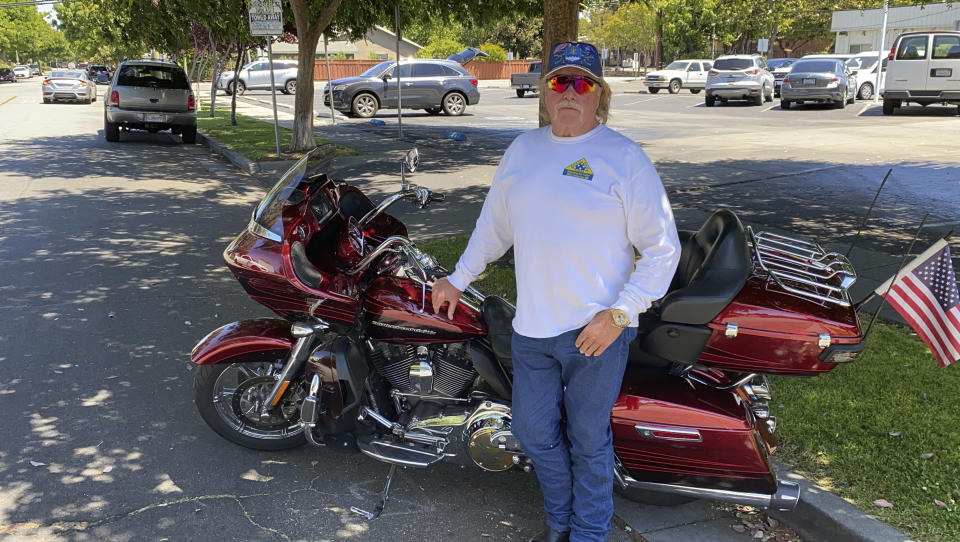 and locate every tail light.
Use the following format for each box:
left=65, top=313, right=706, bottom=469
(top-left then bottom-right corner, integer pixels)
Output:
left=829, top=77, right=840, bottom=83
left=510, top=74, right=514, bottom=83
left=470, top=78, right=478, bottom=86
left=109, top=90, right=119, bottom=107
left=80, top=81, right=88, bottom=87
left=42, top=79, right=50, bottom=86
left=187, top=94, right=196, bottom=111
left=708, top=69, right=718, bottom=76
left=782, top=77, right=790, bottom=84
left=745, top=68, right=760, bottom=75
left=888, top=44, right=897, bottom=61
